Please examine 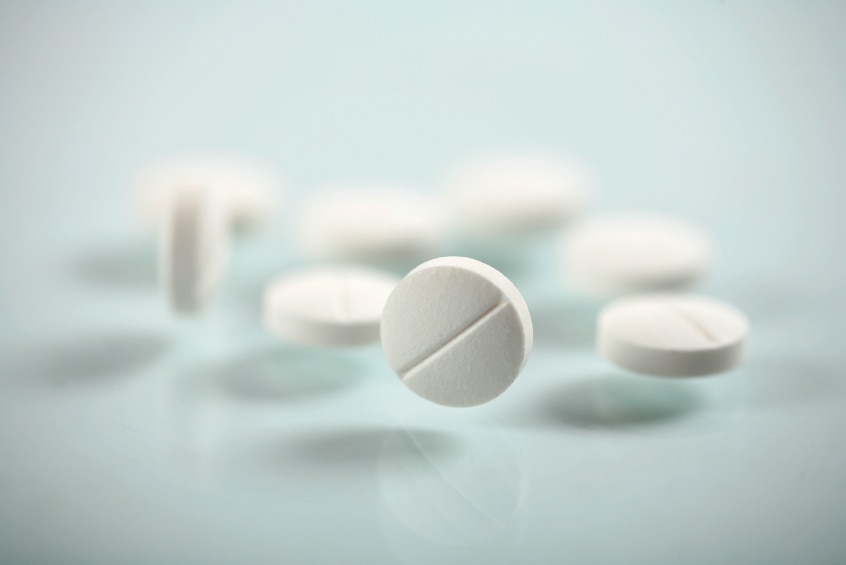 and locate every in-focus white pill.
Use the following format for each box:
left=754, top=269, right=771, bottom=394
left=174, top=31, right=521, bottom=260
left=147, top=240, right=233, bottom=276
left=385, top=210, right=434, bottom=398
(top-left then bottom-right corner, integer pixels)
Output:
left=445, top=152, right=593, bottom=235
left=138, top=154, right=282, bottom=231
left=381, top=257, right=533, bottom=407
left=561, top=212, right=713, bottom=297
left=264, top=266, right=400, bottom=347
left=160, top=185, right=230, bottom=314
left=296, top=183, right=445, bottom=262
left=598, top=294, right=749, bottom=377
